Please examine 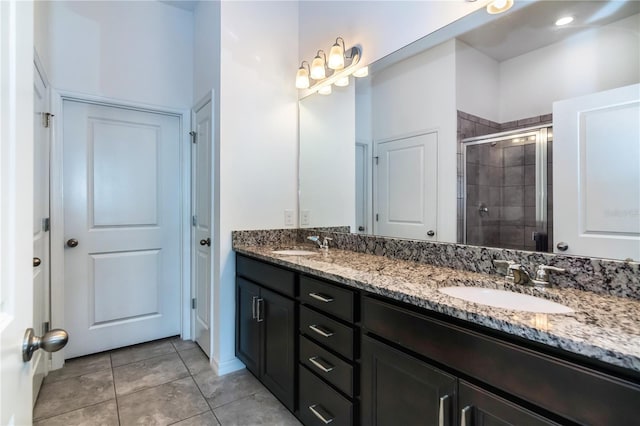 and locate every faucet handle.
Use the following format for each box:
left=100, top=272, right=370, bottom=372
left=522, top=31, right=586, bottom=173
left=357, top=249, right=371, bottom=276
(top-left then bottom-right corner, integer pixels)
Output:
left=321, top=237, right=333, bottom=249
left=535, top=265, right=565, bottom=282
left=493, top=259, right=515, bottom=269
left=307, top=235, right=320, bottom=242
